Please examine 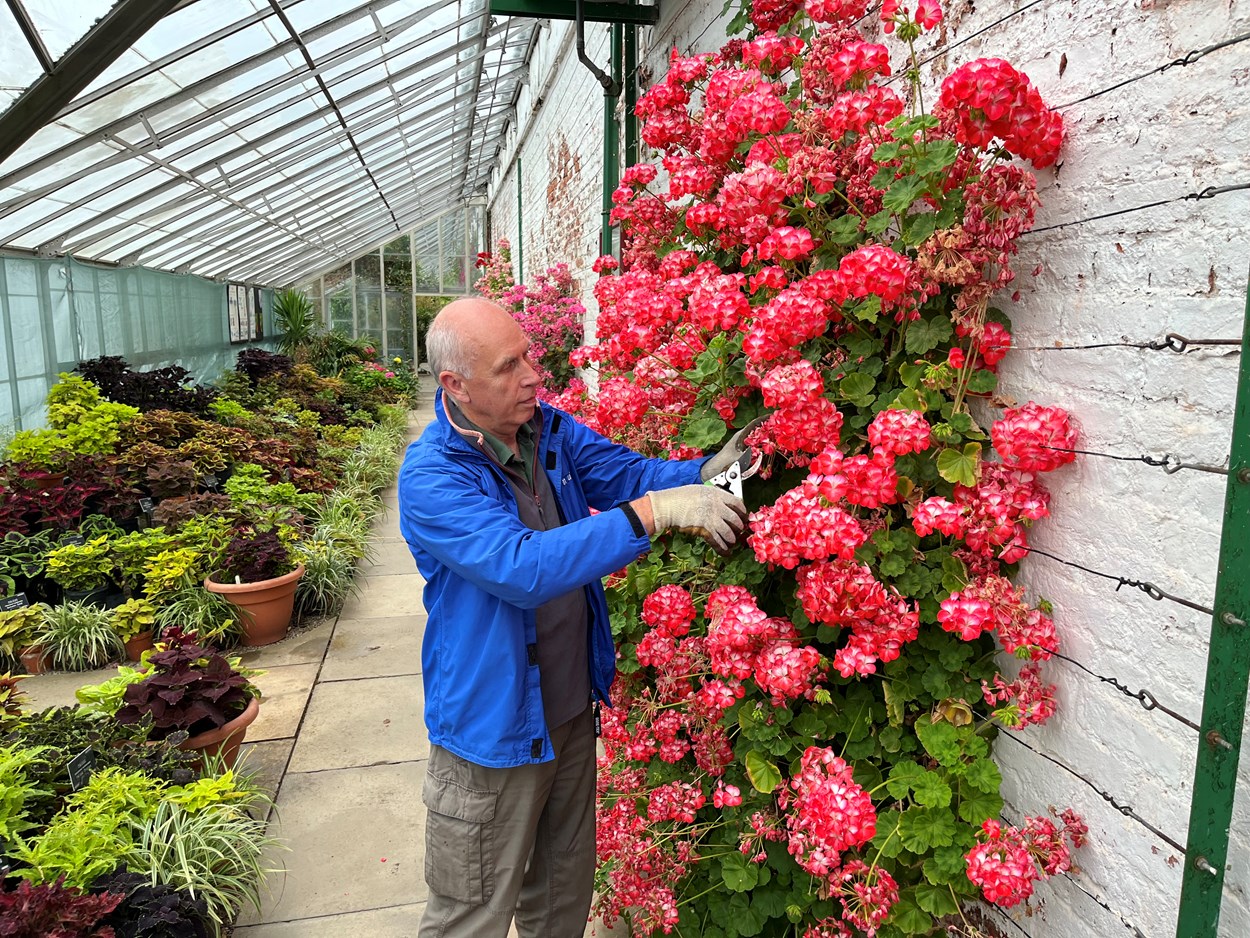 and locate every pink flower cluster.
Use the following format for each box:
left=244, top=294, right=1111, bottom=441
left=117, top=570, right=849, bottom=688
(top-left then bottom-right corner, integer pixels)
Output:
left=937, top=574, right=1057, bottom=660
left=938, top=58, right=1064, bottom=168
left=966, top=812, right=1087, bottom=906
left=991, top=401, right=1078, bottom=473
left=779, top=746, right=877, bottom=877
